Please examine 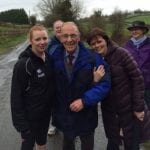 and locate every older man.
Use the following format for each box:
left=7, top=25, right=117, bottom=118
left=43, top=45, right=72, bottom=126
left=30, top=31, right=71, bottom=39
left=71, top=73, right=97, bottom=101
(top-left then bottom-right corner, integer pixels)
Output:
left=51, top=22, right=111, bottom=150
left=47, top=20, right=64, bottom=55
